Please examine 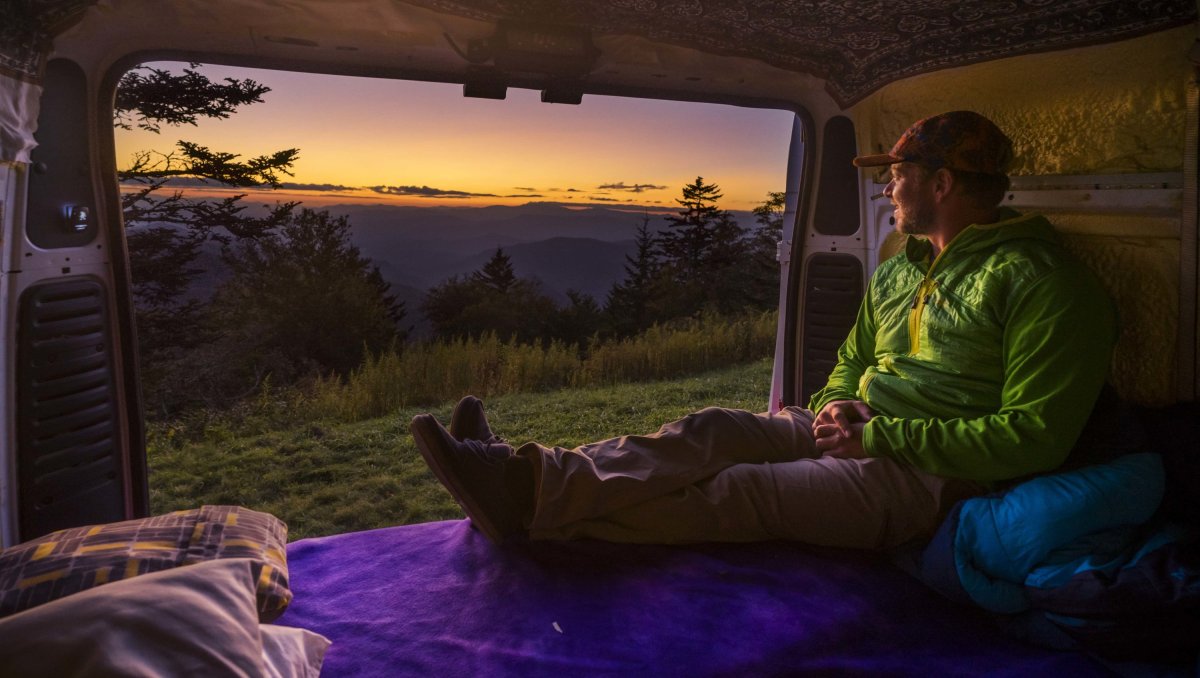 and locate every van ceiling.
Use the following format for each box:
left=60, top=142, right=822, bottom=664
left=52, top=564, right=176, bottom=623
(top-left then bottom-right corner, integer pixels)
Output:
left=2, top=0, right=1197, bottom=106
left=402, top=0, right=1198, bottom=105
